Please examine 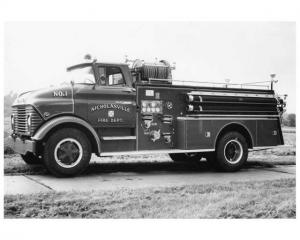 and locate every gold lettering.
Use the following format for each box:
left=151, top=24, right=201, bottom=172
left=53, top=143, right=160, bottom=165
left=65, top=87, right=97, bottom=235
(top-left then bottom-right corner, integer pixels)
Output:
left=91, top=104, right=130, bottom=112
